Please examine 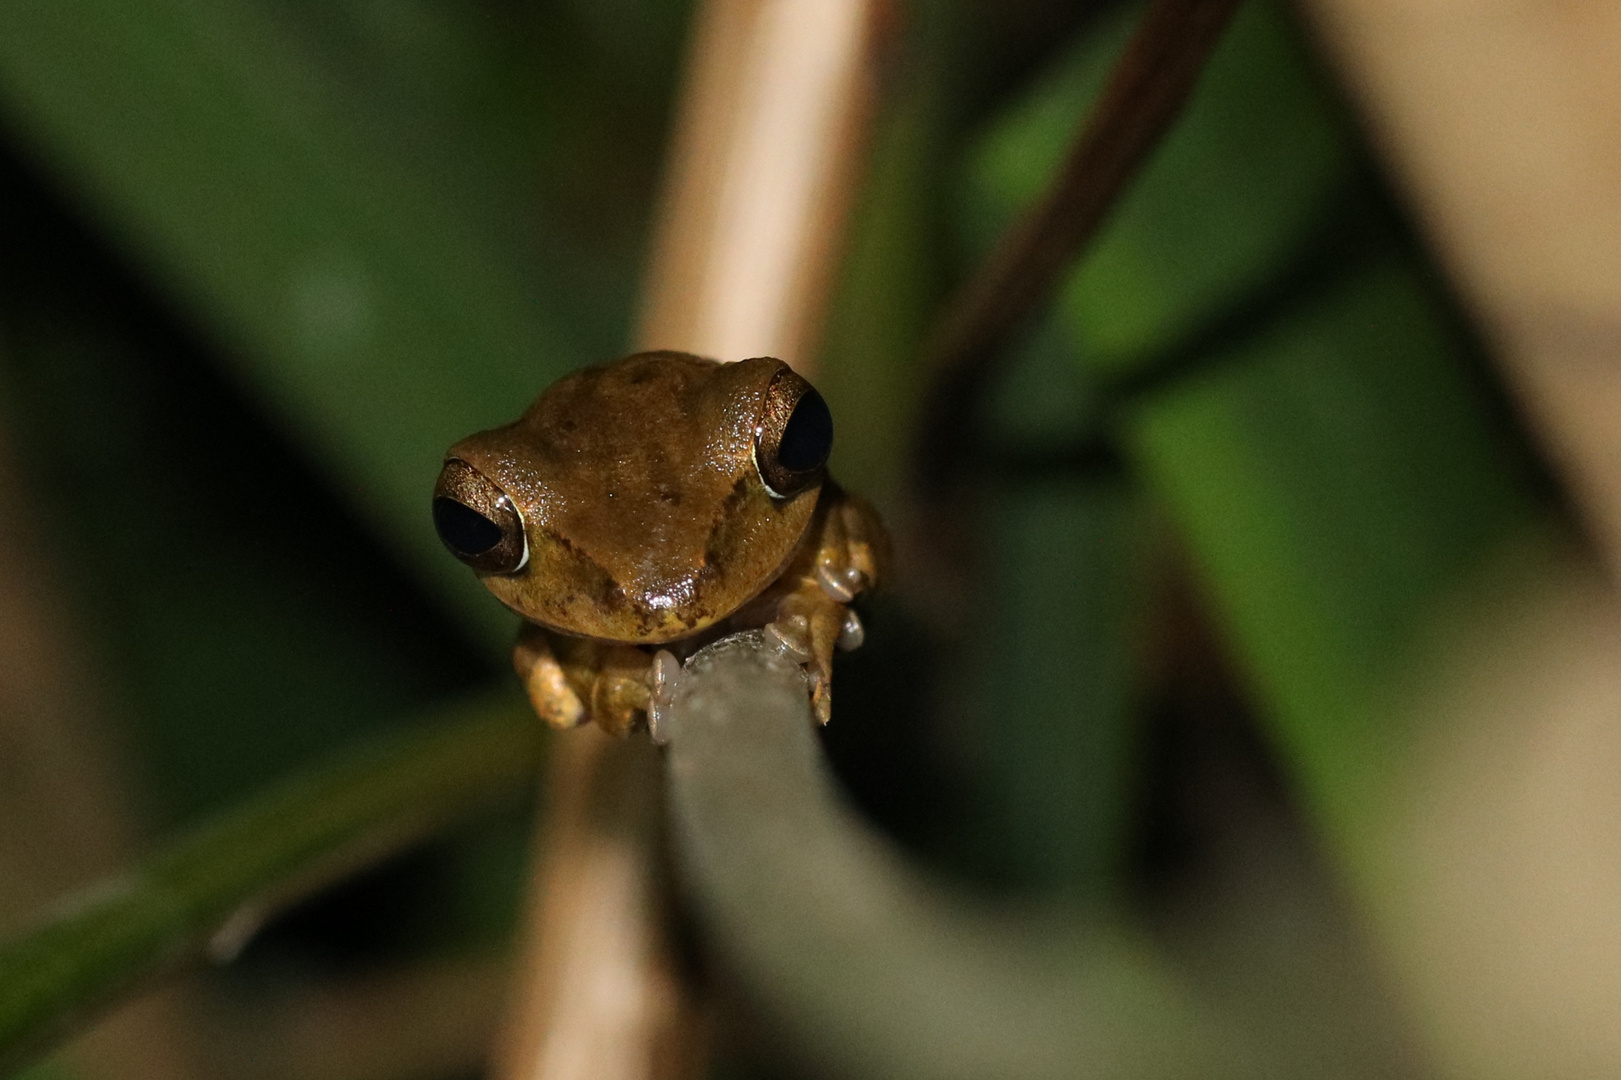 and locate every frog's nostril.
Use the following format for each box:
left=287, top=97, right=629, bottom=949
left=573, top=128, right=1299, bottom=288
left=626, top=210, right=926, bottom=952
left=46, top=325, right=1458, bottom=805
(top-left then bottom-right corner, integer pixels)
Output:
left=434, top=497, right=501, bottom=556
left=432, top=458, right=528, bottom=574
